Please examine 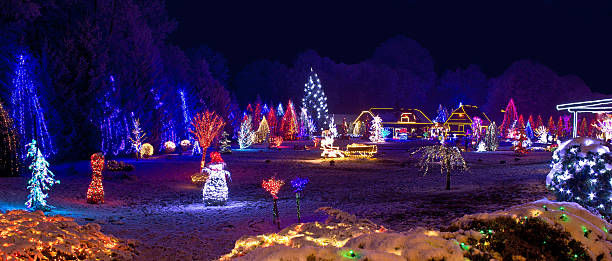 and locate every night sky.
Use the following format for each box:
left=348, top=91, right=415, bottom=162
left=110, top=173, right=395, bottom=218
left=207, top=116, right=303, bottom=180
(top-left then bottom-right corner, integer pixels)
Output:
left=167, top=0, right=612, bottom=94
